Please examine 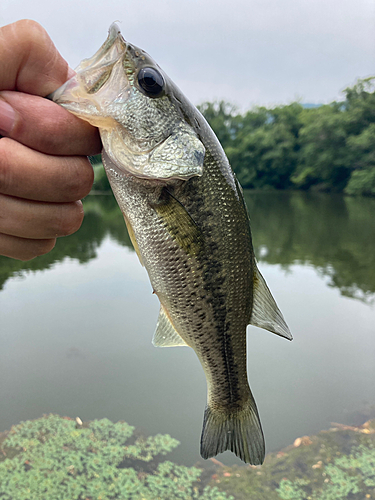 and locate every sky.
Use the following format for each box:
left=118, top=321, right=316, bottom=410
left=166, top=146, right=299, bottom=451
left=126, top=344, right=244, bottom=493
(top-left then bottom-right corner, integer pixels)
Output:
left=1, top=0, right=374, bottom=110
